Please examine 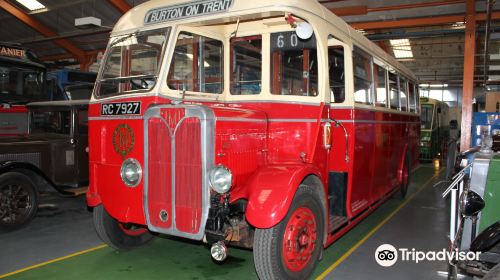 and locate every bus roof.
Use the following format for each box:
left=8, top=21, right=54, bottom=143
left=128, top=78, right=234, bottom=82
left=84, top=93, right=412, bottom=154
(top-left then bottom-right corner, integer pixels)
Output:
left=111, top=0, right=416, bottom=81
